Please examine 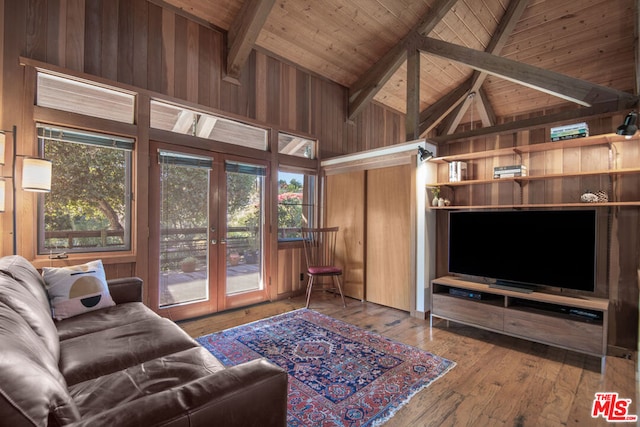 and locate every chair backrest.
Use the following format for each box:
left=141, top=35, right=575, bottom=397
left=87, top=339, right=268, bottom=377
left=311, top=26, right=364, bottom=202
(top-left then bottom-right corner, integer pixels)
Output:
left=301, top=227, right=339, bottom=268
